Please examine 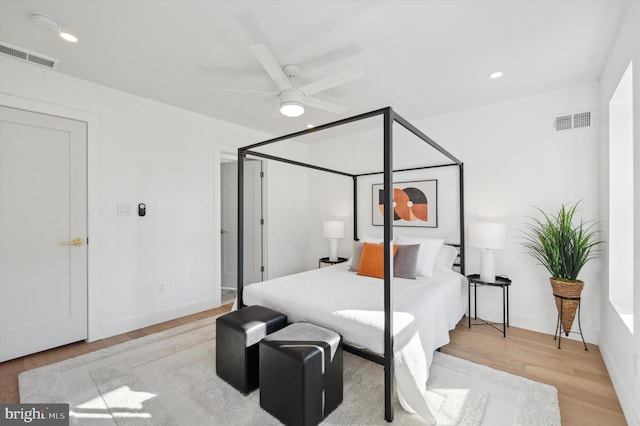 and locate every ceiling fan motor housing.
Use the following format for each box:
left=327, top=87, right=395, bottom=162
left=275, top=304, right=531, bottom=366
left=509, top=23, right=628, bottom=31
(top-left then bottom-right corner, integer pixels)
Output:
left=279, top=89, right=304, bottom=117
left=280, top=89, right=303, bottom=103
